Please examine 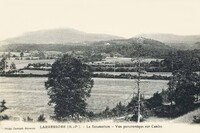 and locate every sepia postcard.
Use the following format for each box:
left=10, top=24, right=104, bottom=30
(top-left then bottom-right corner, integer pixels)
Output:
left=0, top=0, right=200, bottom=133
